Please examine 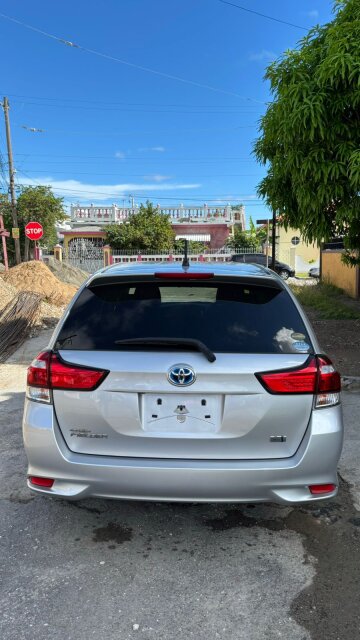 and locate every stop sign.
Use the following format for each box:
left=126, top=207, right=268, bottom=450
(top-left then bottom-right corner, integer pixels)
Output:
left=25, top=221, right=43, bottom=241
